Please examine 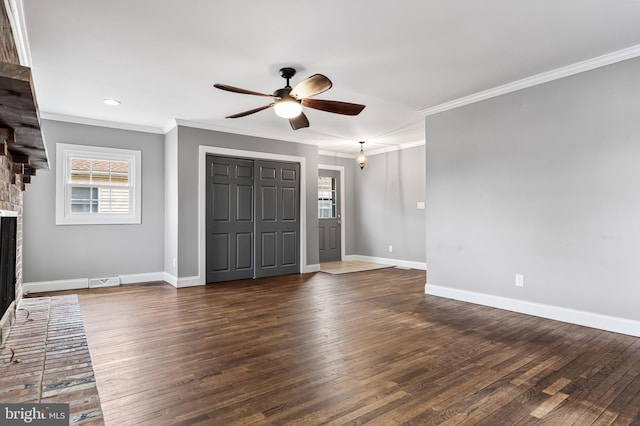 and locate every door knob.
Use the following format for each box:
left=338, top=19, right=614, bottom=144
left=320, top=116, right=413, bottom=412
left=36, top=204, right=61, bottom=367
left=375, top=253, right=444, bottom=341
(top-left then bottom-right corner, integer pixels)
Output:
left=337, top=220, right=342, bottom=225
